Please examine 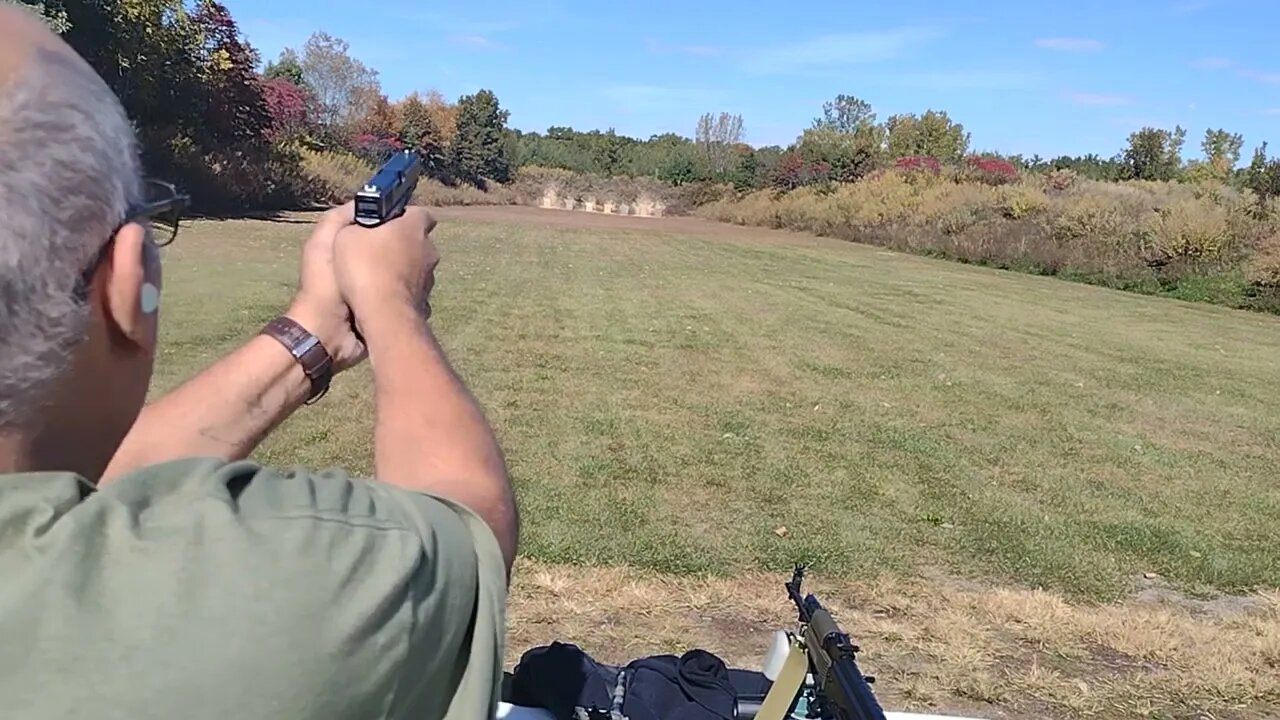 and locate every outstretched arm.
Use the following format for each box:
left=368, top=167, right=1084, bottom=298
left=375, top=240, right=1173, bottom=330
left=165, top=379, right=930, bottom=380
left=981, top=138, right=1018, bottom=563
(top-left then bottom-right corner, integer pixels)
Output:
left=103, top=206, right=367, bottom=482
left=101, top=303, right=348, bottom=481
left=335, top=208, right=519, bottom=576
